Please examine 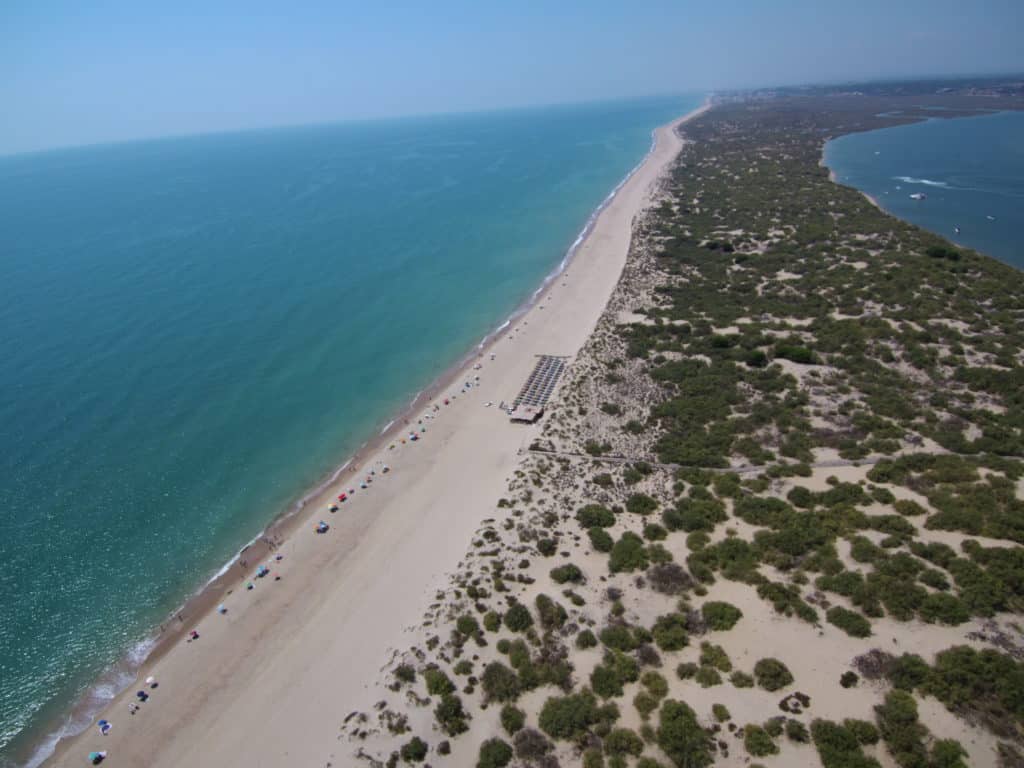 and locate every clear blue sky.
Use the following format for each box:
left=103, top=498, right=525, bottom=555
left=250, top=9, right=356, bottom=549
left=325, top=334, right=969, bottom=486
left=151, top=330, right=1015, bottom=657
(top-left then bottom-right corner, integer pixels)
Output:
left=2, top=0, right=1022, bottom=155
